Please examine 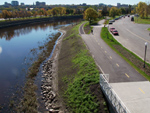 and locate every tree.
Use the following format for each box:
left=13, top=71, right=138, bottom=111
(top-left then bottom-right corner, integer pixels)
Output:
left=128, top=5, right=132, bottom=14
left=120, top=8, right=126, bottom=14
left=102, top=6, right=109, bottom=16
left=136, top=2, right=148, bottom=18
left=109, top=7, right=118, bottom=18
left=98, top=10, right=102, bottom=18
left=2, top=10, right=12, bottom=19
left=84, top=8, right=98, bottom=24
left=47, top=9, right=52, bottom=16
